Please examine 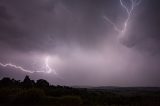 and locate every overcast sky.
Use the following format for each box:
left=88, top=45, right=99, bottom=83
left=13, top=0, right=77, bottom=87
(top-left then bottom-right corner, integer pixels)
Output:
left=0, top=0, right=160, bottom=86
